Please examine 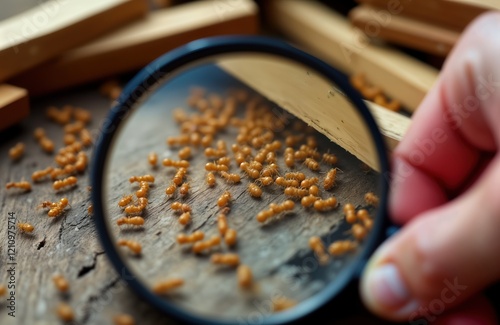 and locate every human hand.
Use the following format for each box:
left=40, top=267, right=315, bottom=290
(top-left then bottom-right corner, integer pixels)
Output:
left=360, top=12, right=500, bottom=325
